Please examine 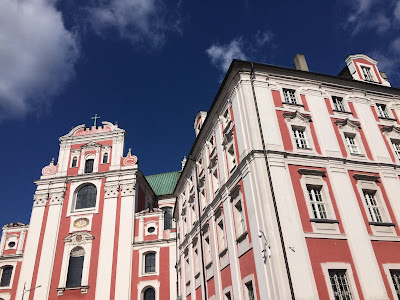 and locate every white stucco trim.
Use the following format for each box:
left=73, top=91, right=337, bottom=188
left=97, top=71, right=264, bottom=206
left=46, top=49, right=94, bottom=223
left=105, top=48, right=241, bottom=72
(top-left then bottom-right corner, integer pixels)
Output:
left=0, top=292, right=11, bottom=300
left=321, top=262, right=360, bottom=300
